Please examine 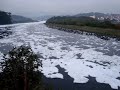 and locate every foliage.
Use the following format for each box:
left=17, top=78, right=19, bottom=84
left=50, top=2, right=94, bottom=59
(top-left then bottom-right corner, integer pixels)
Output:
left=46, top=16, right=117, bottom=29
left=0, top=11, right=12, bottom=25
left=0, top=46, right=43, bottom=90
